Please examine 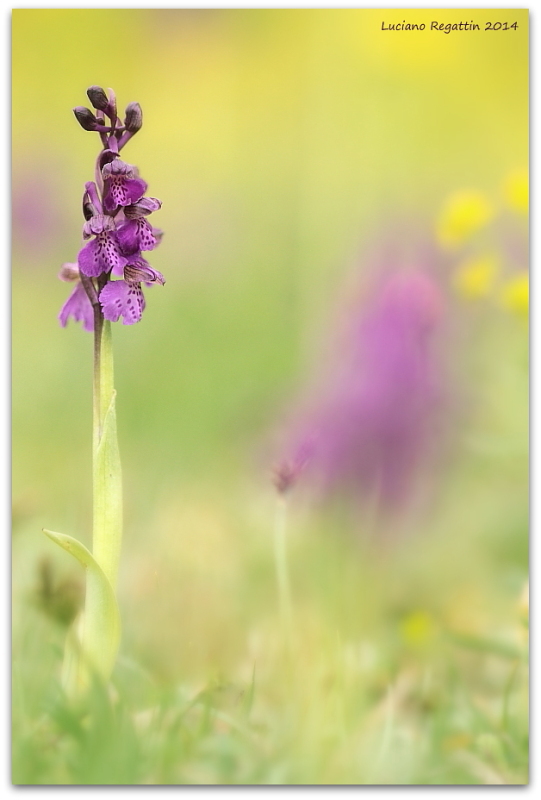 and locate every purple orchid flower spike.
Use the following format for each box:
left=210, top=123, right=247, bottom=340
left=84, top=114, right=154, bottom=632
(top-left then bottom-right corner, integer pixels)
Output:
left=101, top=158, right=147, bottom=213
left=277, top=269, right=448, bottom=515
left=318, top=271, right=446, bottom=507
left=59, top=85, right=165, bottom=330
left=99, top=257, right=165, bottom=325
